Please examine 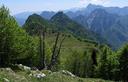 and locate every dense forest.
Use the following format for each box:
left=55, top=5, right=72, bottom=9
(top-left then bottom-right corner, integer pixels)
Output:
left=0, top=6, right=128, bottom=82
